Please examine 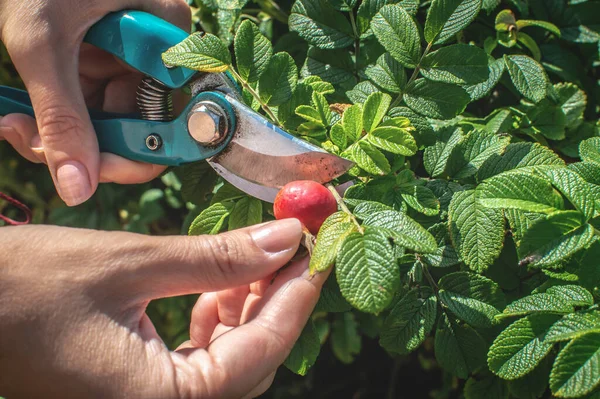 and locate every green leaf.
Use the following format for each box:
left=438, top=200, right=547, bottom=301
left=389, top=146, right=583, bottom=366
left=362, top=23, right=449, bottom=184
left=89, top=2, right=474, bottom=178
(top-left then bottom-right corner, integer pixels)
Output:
left=371, top=4, right=422, bottom=68
left=546, top=285, right=595, bottom=308
left=188, top=202, right=233, bottom=235
left=388, top=107, right=436, bottom=147
left=336, top=227, right=400, bottom=314
left=176, top=162, right=218, bottom=206
left=404, top=79, right=471, bottom=120
left=344, top=141, right=391, bottom=175
left=342, top=104, right=364, bottom=143
left=421, top=44, right=490, bottom=85
left=477, top=171, right=564, bottom=214
left=365, top=53, right=407, bottom=93
left=330, top=0, right=358, bottom=11
left=488, top=313, right=562, bottom=380
left=347, top=81, right=379, bottom=104
left=425, top=0, right=483, bottom=44
left=517, top=32, right=542, bottom=61
left=399, top=184, right=441, bottom=216
left=296, top=105, right=323, bottom=124
left=494, top=9, right=515, bottom=31
left=362, top=210, right=439, bottom=253
left=449, top=190, right=505, bottom=273
left=501, top=293, right=574, bottom=318
left=546, top=311, right=600, bottom=343
left=357, top=0, right=420, bottom=33
left=302, top=47, right=355, bottom=85
left=315, top=273, right=353, bottom=313
left=541, top=167, right=597, bottom=220
left=289, top=0, right=354, bottom=49
left=380, top=287, right=437, bottom=354
left=555, top=82, right=587, bottom=130
left=550, top=333, right=600, bottom=397
left=284, top=320, right=320, bottom=375
left=519, top=211, right=596, bottom=267
left=465, top=374, right=509, bottom=399
left=259, top=52, right=298, bottom=106
left=439, top=271, right=506, bottom=328
left=516, top=19, right=562, bottom=37
left=234, top=20, right=273, bottom=82
left=330, top=123, right=347, bottom=149
left=363, top=92, right=392, bottom=134
left=477, top=142, right=565, bottom=182
left=423, top=245, right=462, bottom=268
left=465, top=57, right=506, bottom=101
left=503, top=55, right=548, bottom=103
left=445, top=130, right=511, bottom=180
left=310, top=212, right=356, bottom=273
left=210, top=183, right=245, bottom=205
left=508, top=357, right=553, bottom=399
left=331, top=312, right=362, bottom=363
left=367, top=126, right=418, bottom=155
left=424, top=126, right=464, bottom=177
left=162, top=32, right=231, bottom=72
left=580, top=138, right=600, bottom=165
left=228, top=196, right=262, bottom=230
left=435, top=312, right=488, bottom=379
